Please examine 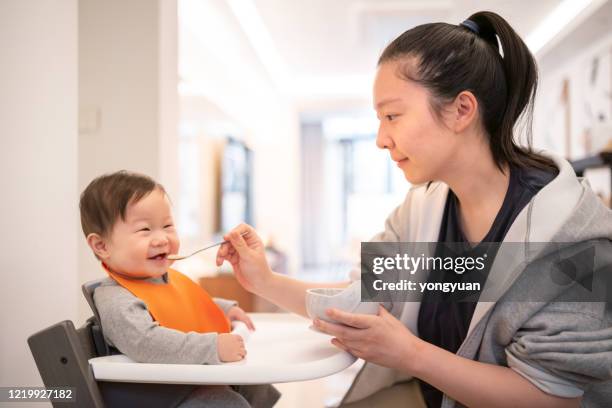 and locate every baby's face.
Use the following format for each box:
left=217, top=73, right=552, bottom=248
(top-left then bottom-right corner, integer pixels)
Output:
left=103, top=188, right=179, bottom=278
